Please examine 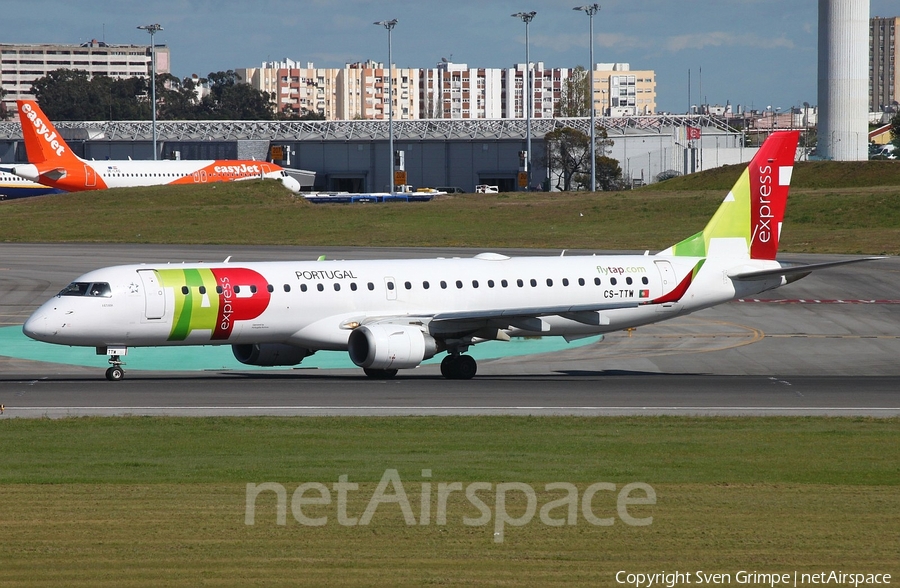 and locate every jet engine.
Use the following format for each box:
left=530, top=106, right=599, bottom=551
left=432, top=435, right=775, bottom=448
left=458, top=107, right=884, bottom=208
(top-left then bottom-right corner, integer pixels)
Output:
left=232, top=343, right=313, bottom=366
left=347, top=324, right=437, bottom=370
